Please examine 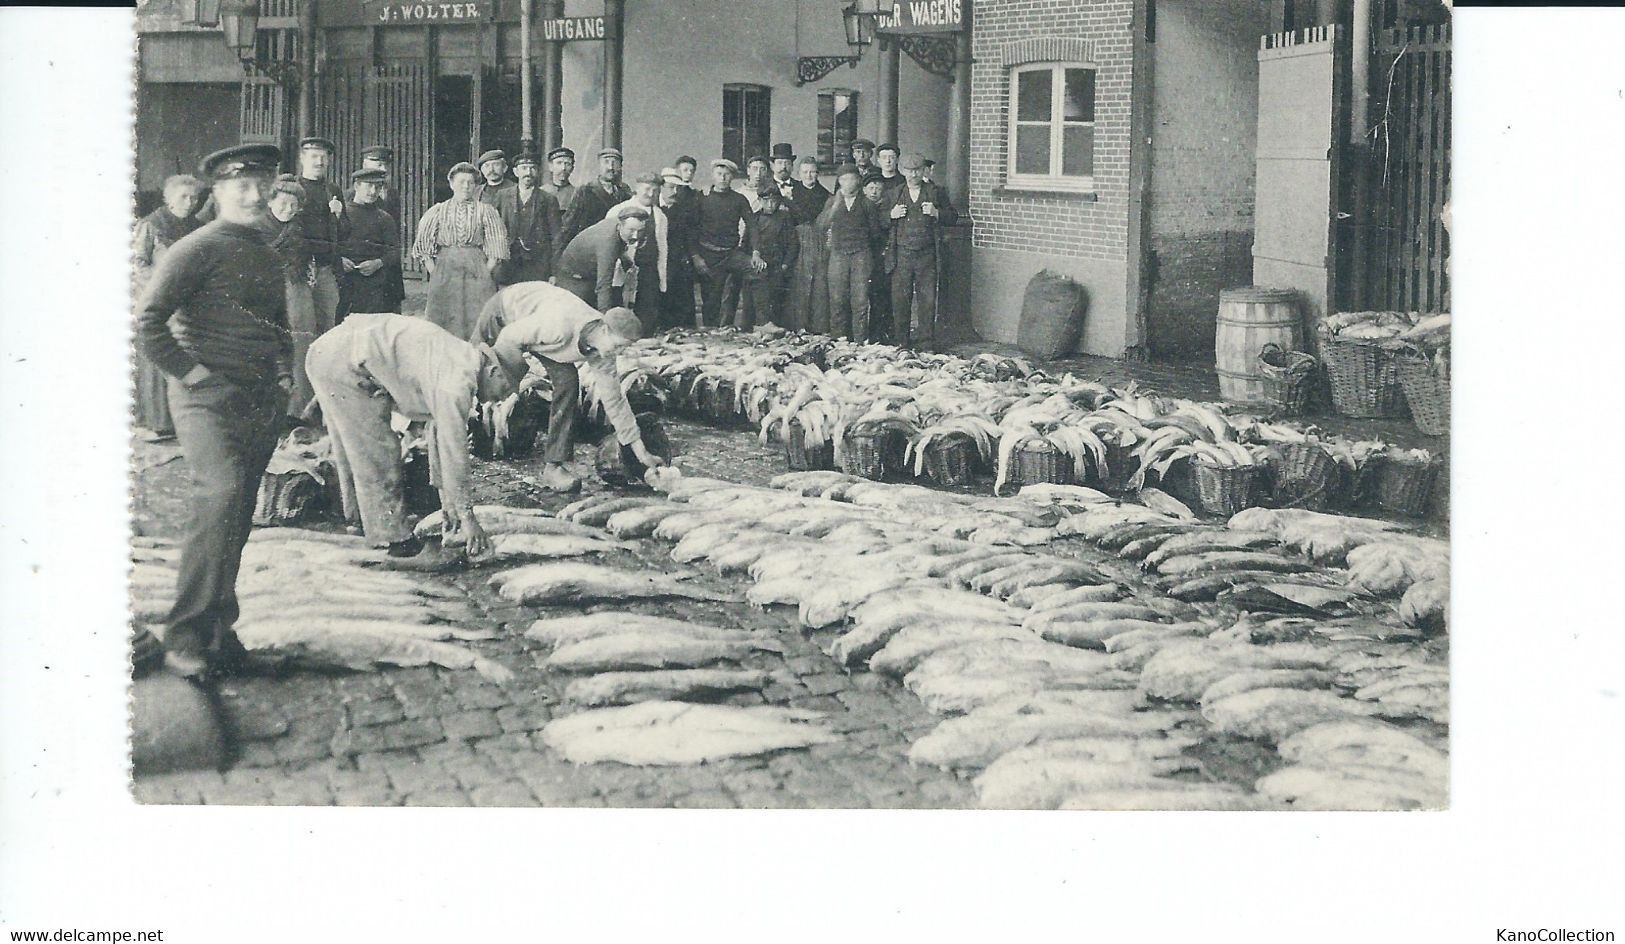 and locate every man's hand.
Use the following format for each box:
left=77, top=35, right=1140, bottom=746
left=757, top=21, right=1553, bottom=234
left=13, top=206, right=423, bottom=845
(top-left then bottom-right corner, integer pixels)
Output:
left=340, top=257, right=358, bottom=273
left=890, top=204, right=908, bottom=219
left=463, top=512, right=492, bottom=560
left=181, top=364, right=213, bottom=389
left=359, top=259, right=384, bottom=276
left=750, top=251, right=768, bottom=273
left=632, top=441, right=666, bottom=470
left=329, top=197, right=345, bottom=216
left=692, top=257, right=710, bottom=278
left=276, top=375, right=293, bottom=396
